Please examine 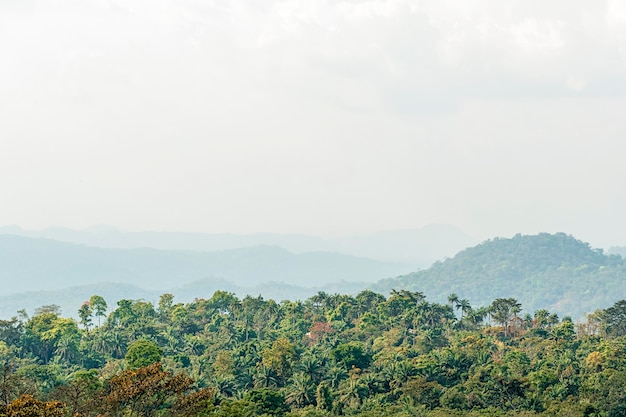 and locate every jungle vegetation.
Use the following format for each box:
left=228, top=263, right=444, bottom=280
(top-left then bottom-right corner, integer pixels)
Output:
left=1, top=289, right=626, bottom=416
